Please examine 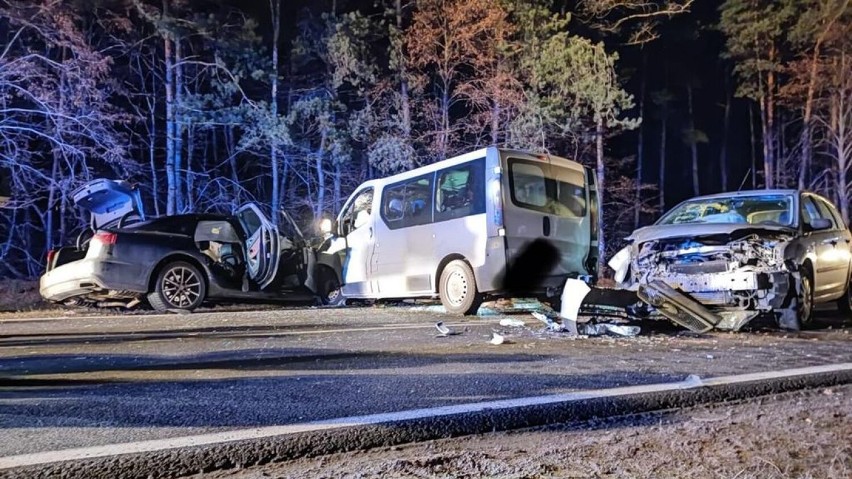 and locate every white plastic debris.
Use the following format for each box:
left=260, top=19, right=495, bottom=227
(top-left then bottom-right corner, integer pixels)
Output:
left=608, top=247, right=631, bottom=284
left=435, top=321, right=459, bottom=337
left=490, top=332, right=505, bottom=345
left=499, top=318, right=526, bottom=327
left=559, top=278, right=591, bottom=335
